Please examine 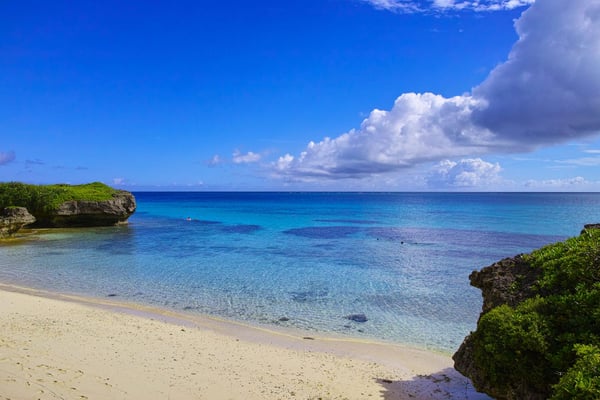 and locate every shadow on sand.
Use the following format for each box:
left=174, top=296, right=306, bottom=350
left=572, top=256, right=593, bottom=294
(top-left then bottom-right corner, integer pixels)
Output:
left=377, top=367, right=492, bottom=400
